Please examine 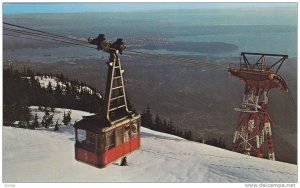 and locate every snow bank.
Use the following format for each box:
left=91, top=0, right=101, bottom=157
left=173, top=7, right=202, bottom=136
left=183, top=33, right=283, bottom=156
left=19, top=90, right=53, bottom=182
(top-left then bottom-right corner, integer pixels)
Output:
left=2, top=109, right=297, bottom=183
